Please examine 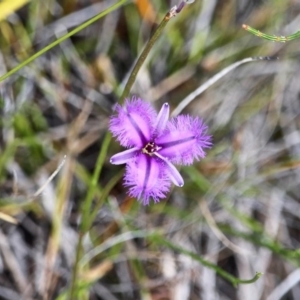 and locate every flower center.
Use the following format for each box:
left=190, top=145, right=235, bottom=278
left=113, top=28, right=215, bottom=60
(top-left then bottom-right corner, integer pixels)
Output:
left=142, top=142, right=161, bottom=156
